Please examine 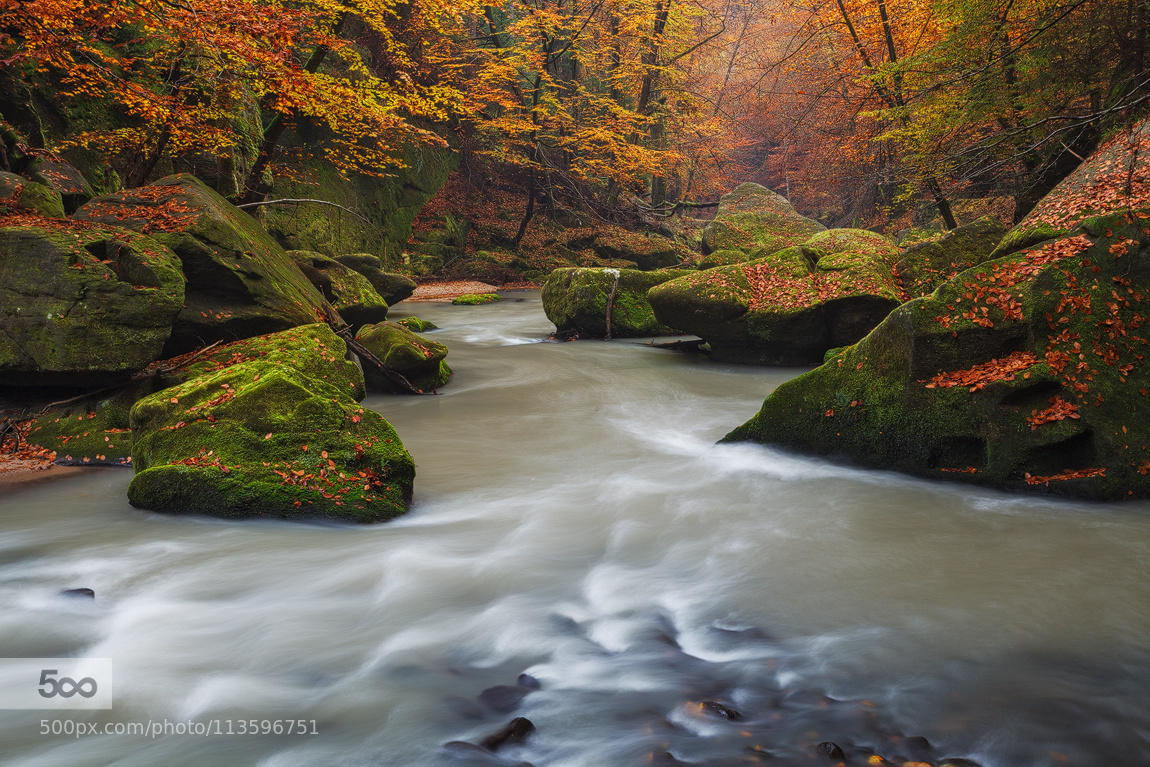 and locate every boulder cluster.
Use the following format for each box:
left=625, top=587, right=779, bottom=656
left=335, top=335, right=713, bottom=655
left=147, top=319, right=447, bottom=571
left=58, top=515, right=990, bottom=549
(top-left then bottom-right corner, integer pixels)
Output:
left=4, top=170, right=452, bottom=521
